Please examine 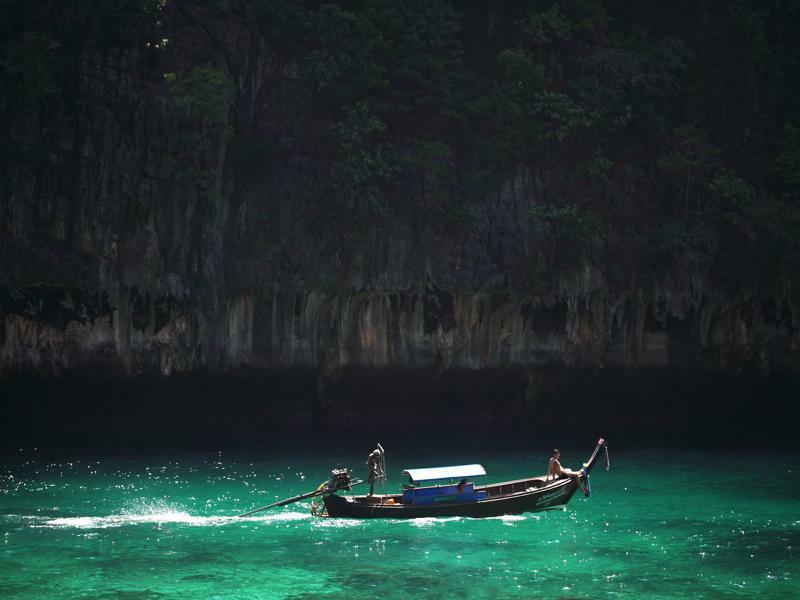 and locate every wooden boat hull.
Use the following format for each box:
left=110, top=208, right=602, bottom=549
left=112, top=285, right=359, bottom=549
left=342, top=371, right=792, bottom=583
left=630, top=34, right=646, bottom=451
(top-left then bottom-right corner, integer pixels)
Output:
left=322, top=438, right=607, bottom=519
left=323, top=477, right=579, bottom=519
